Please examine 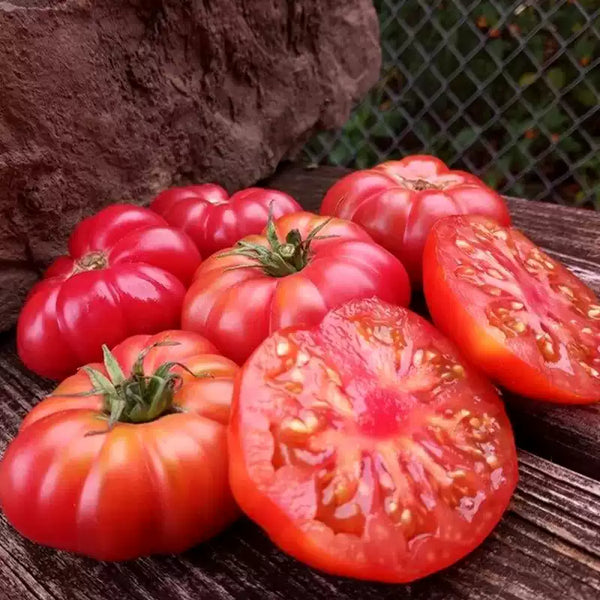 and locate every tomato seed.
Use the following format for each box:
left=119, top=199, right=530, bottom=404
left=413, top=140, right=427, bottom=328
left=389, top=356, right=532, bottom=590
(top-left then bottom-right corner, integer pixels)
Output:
left=413, top=349, right=424, bottom=367
left=587, top=306, right=600, bottom=319
left=276, top=340, right=290, bottom=356
left=486, top=268, right=506, bottom=280
left=482, top=285, right=502, bottom=297
left=296, top=351, right=310, bottom=366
